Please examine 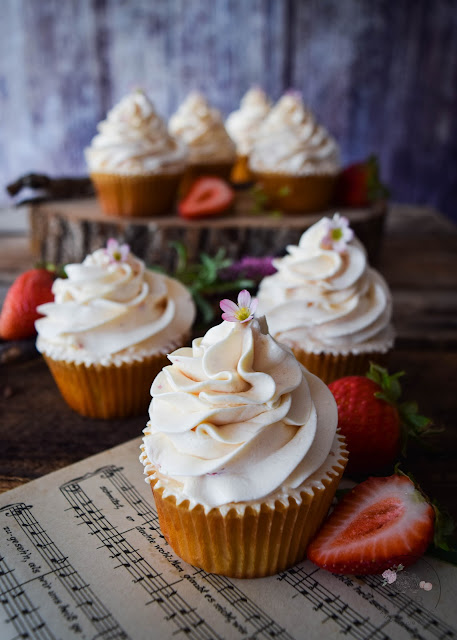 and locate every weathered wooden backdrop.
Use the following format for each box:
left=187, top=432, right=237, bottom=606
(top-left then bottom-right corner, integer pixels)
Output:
left=1, top=0, right=456, bottom=220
